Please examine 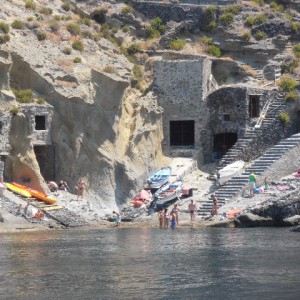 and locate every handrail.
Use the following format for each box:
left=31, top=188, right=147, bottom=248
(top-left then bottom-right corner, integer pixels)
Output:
left=254, top=96, right=272, bottom=129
